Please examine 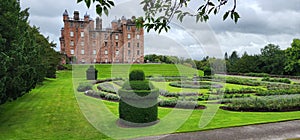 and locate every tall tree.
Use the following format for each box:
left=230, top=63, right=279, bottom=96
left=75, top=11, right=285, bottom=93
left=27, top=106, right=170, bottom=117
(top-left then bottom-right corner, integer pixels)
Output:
left=285, top=39, right=300, bottom=75
left=260, top=44, right=286, bottom=75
